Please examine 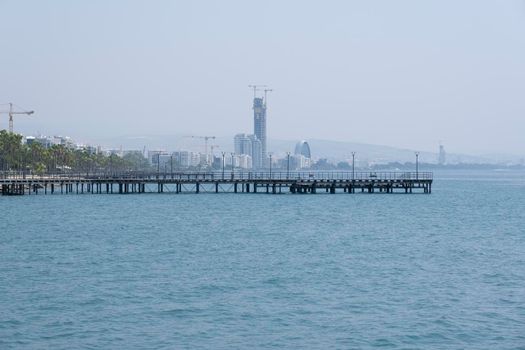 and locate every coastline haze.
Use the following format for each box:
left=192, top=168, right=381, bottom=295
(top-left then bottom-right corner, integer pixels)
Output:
left=1, top=0, right=524, bottom=156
